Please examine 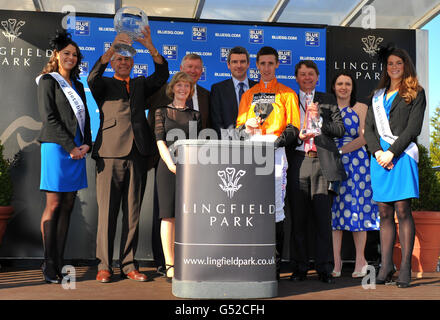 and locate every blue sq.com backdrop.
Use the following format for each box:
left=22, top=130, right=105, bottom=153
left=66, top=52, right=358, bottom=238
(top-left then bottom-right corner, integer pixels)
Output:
left=70, top=16, right=326, bottom=140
